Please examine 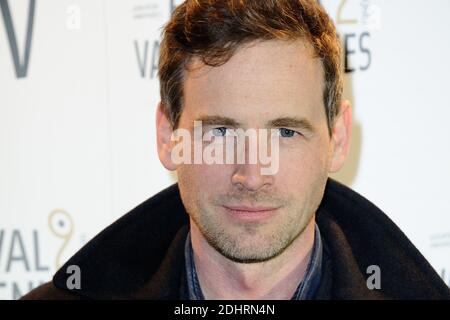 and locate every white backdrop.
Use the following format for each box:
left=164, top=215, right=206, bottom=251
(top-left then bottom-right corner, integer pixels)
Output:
left=1, top=0, right=449, bottom=300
